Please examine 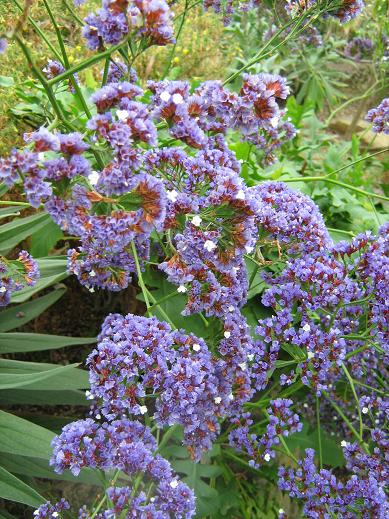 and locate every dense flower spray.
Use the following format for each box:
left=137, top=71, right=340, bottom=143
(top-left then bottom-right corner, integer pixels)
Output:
left=0, top=251, right=39, bottom=306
